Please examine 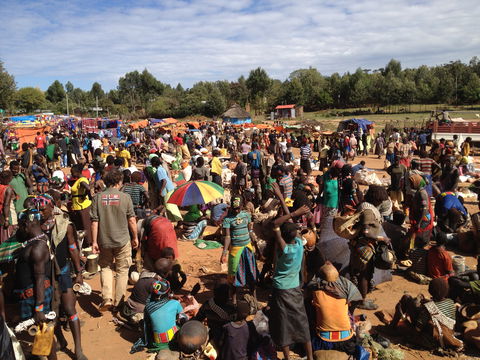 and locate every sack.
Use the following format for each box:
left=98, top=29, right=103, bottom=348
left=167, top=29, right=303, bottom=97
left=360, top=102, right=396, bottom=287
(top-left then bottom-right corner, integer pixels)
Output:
left=31, top=323, right=54, bottom=356
left=374, top=242, right=396, bottom=270
left=333, top=212, right=362, bottom=240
